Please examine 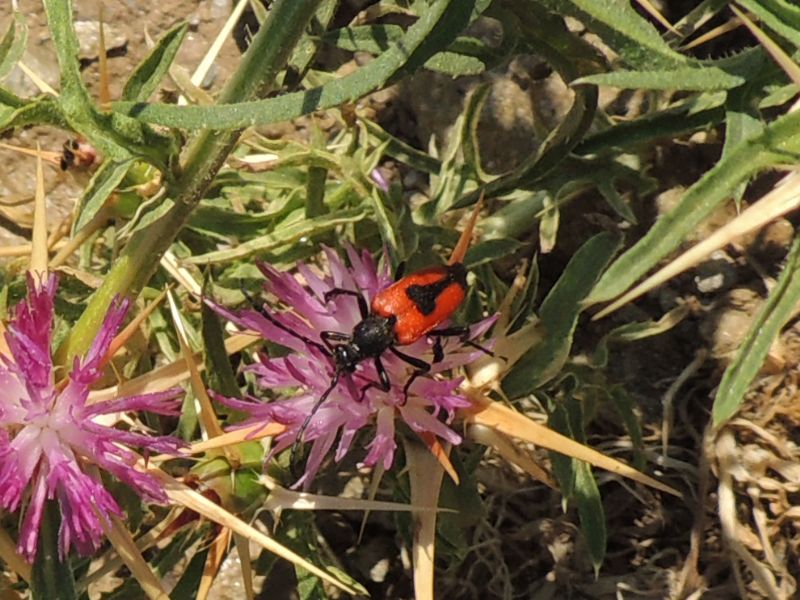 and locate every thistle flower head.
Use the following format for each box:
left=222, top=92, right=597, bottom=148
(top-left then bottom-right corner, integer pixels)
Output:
left=0, top=275, right=183, bottom=561
left=214, top=247, right=495, bottom=488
